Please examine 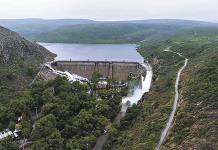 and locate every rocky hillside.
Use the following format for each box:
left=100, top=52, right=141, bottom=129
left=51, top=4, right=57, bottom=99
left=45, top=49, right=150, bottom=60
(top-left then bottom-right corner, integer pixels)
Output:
left=0, top=26, right=55, bottom=91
